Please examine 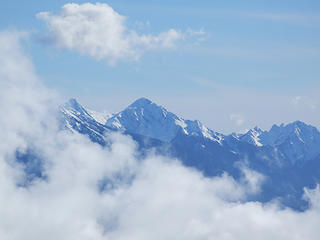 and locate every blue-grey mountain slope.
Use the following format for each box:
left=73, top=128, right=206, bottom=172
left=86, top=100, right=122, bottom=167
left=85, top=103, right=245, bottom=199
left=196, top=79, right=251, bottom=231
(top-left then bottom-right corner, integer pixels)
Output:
left=59, top=97, right=320, bottom=210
